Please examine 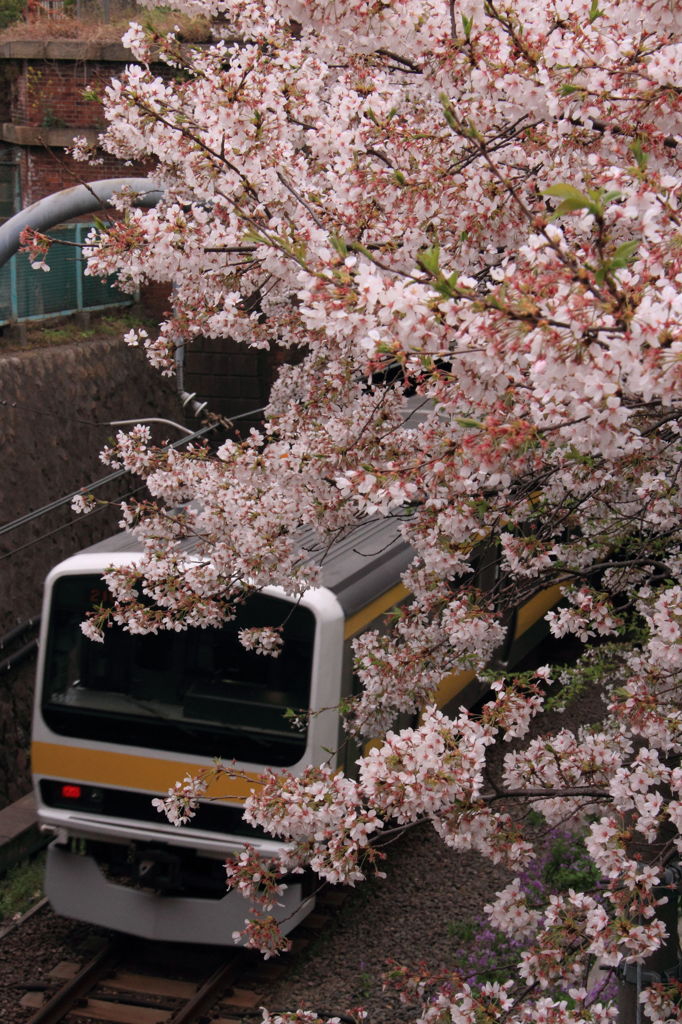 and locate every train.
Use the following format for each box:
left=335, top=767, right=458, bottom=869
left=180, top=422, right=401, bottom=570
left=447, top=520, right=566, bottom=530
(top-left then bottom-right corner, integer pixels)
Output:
left=31, top=515, right=559, bottom=945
